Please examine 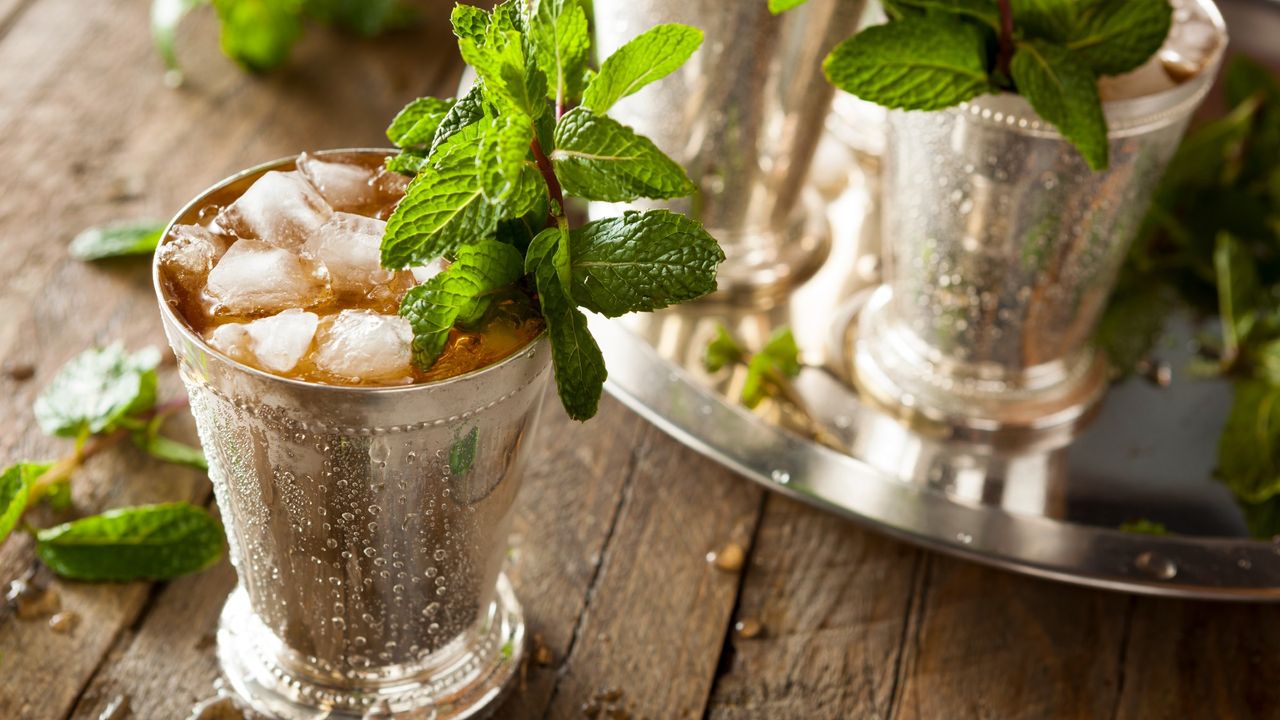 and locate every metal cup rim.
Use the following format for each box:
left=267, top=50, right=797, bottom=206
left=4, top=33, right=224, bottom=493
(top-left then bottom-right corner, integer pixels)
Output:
left=151, top=147, right=548, bottom=397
